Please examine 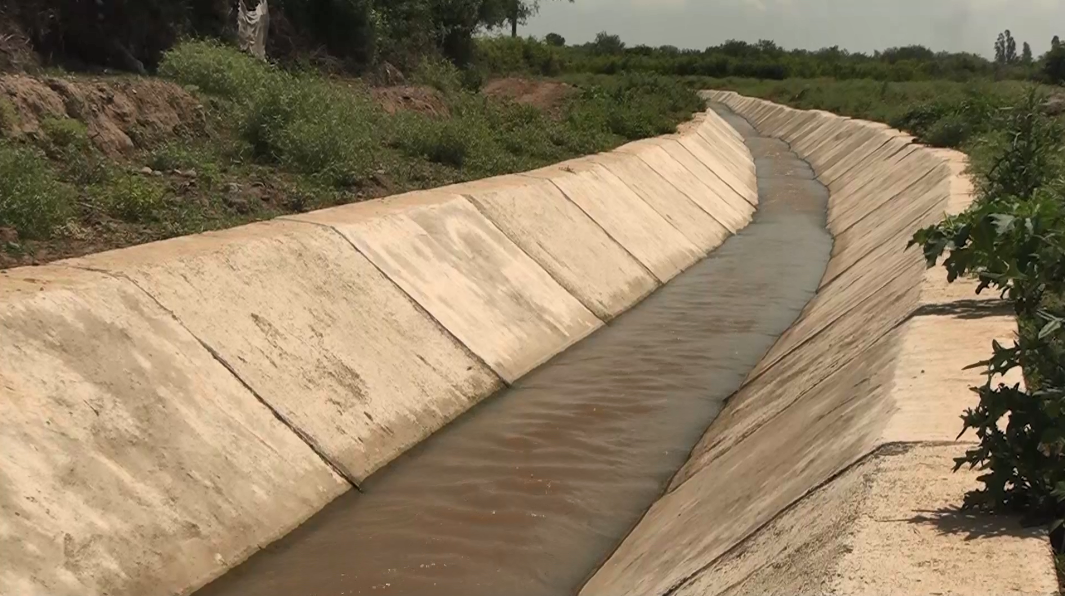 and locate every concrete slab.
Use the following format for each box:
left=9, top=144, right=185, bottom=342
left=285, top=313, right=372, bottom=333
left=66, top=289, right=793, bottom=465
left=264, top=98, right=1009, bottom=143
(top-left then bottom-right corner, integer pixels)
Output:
left=675, top=134, right=758, bottom=207
left=592, top=152, right=732, bottom=254
left=0, top=266, right=346, bottom=596
left=819, top=130, right=901, bottom=187
left=583, top=96, right=1055, bottom=596
left=657, top=136, right=757, bottom=209
left=456, top=176, right=659, bottom=321
left=618, top=142, right=750, bottom=233
left=68, top=220, right=505, bottom=482
left=829, top=152, right=946, bottom=239
left=522, top=160, right=703, bottom=283
left=692, top=113, right=756, bottom=178
left=652, top=138, right=757, bottom=216
left=690, top=126, right=757, bottom=195
left=292, top=191, right=603, bottom=383
left=669, top=444, right=1057, bottom=596
left=827, top=141, right=921, bottom=198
